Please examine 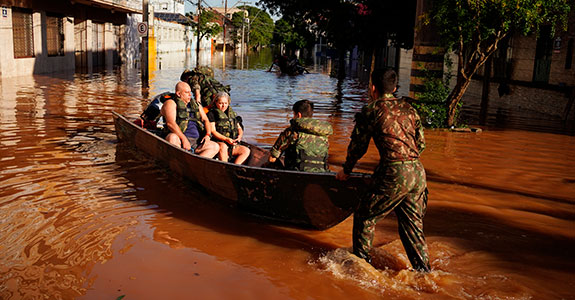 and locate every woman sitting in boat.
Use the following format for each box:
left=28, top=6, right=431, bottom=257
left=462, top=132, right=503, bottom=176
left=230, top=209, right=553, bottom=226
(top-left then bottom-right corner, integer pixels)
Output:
left=207, top=92, right=250, bottom=164
left=268, top=100, right=333, bottom=172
